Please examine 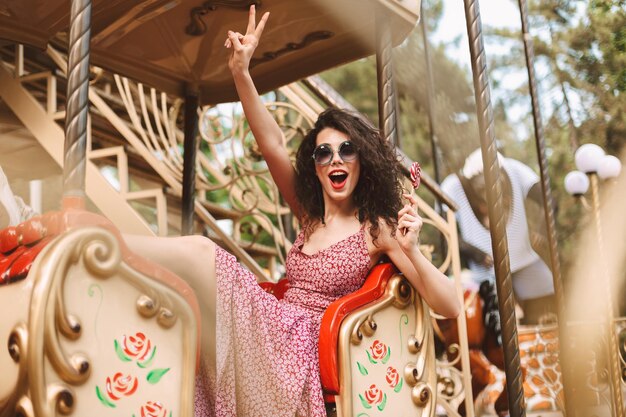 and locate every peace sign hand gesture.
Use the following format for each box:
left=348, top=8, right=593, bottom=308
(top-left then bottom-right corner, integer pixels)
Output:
left=225, top=5, right=270, bottom=74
